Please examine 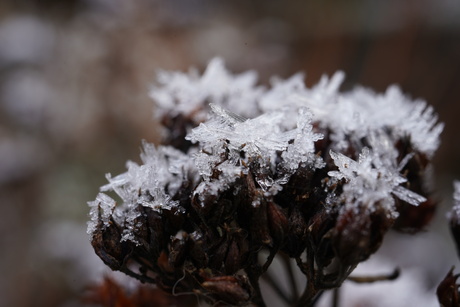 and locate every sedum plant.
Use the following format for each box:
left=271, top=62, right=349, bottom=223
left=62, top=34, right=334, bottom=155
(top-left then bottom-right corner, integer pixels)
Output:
left=88, top=58, right=443, bottom=306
